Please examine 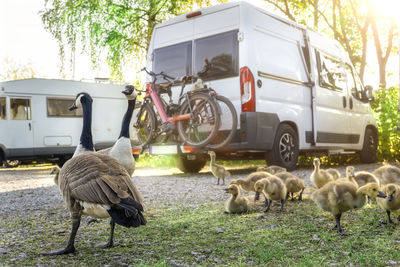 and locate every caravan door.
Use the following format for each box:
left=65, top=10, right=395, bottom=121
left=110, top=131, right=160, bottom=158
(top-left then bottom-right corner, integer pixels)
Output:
left=8, top=97, right=34, bottom=156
